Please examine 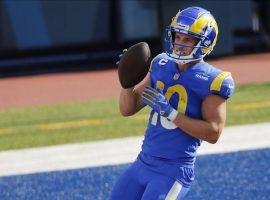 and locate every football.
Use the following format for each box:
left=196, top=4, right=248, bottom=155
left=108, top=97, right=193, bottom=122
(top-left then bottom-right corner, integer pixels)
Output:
left=117, top=42, right=151, bottom=89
